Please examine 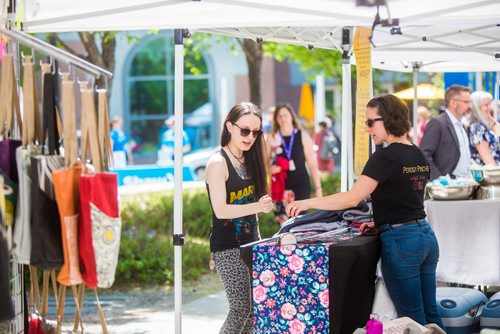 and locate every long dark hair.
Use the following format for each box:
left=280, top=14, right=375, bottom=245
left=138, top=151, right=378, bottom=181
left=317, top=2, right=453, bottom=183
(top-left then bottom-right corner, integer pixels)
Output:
left=221, top=102, right=269, bottom=198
